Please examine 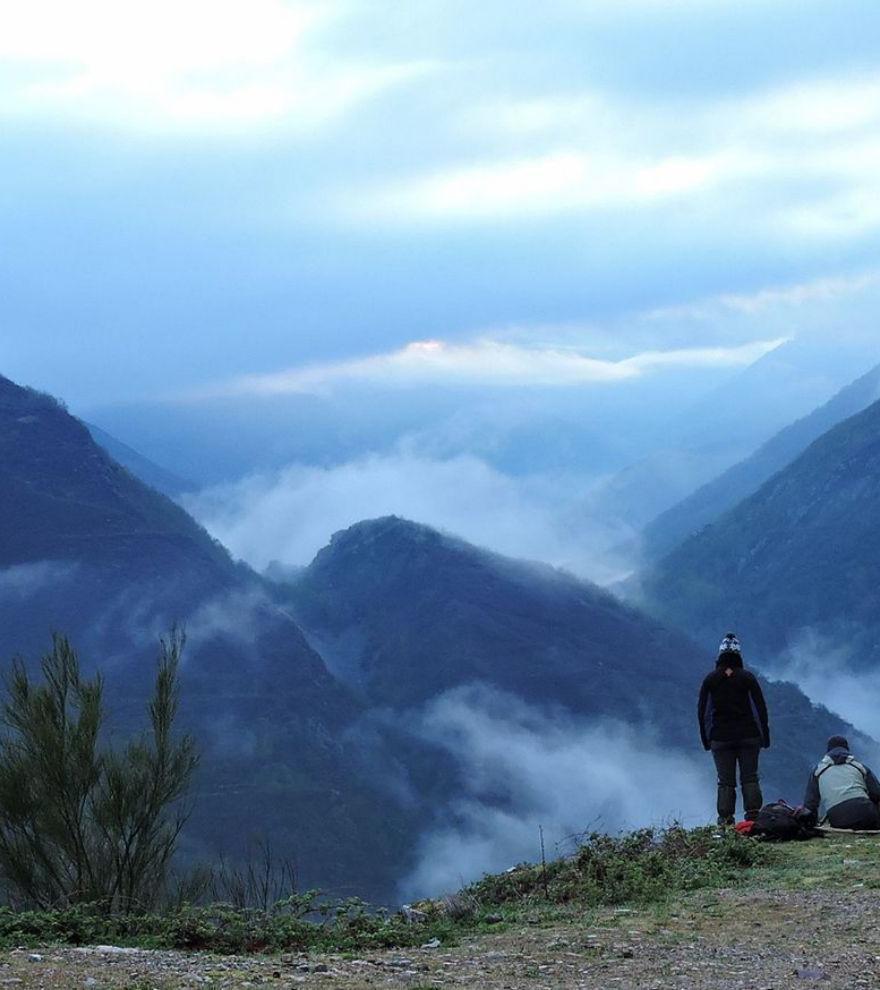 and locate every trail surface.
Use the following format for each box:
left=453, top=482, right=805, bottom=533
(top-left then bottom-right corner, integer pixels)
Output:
left=3, top=836, right=879, bottom=988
